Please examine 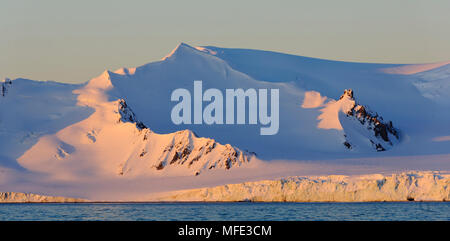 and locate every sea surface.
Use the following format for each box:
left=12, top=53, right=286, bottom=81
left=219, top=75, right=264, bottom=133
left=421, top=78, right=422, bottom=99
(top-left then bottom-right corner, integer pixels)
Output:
left=0, top=202, right=449, bottom=221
